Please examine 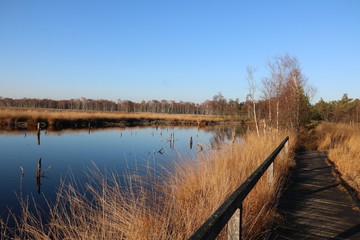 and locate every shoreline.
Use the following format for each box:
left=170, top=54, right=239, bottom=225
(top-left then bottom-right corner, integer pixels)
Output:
left=0, top=107, right=246, bottom=130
